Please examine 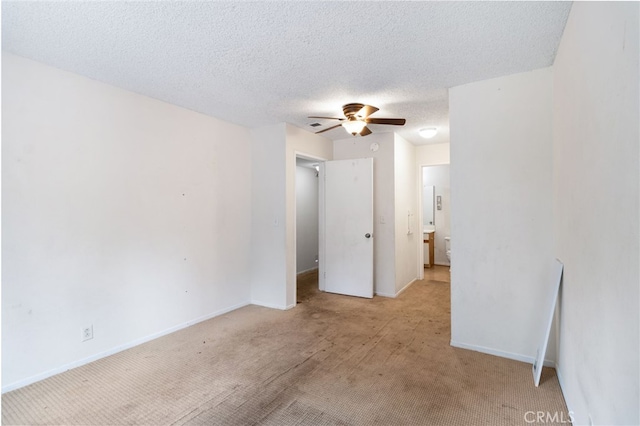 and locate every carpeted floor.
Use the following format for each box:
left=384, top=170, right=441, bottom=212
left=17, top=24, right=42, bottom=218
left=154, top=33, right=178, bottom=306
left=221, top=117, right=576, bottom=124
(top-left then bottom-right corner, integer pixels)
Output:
left=2, top=266, right=570, bottom=425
